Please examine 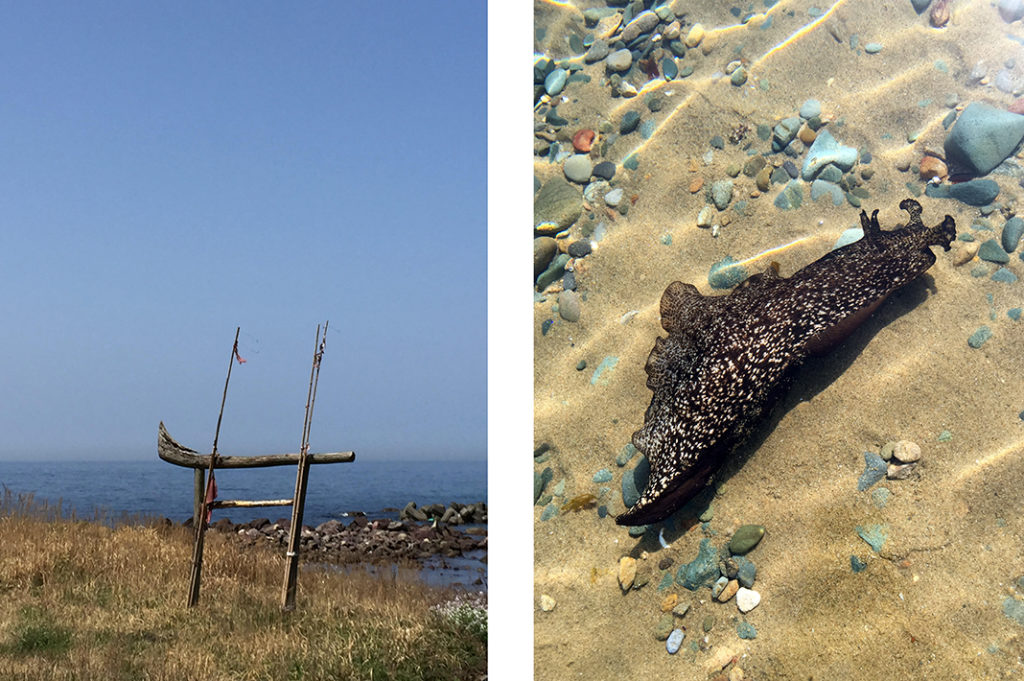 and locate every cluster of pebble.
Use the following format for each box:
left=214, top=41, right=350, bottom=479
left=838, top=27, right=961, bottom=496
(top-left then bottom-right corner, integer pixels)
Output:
left=614, top=524, right=766, bottom=659
left=857, top=439, right=923, bottom=493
